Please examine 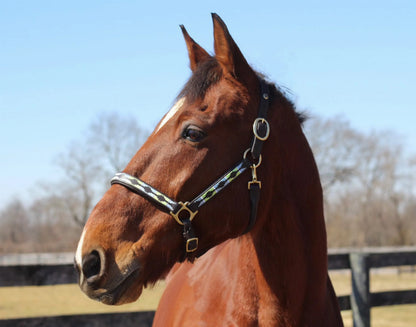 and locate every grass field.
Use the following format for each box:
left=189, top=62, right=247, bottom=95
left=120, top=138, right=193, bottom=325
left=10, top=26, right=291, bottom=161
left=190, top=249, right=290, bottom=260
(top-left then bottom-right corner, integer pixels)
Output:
left=0, top=271, right=415, bottom=326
